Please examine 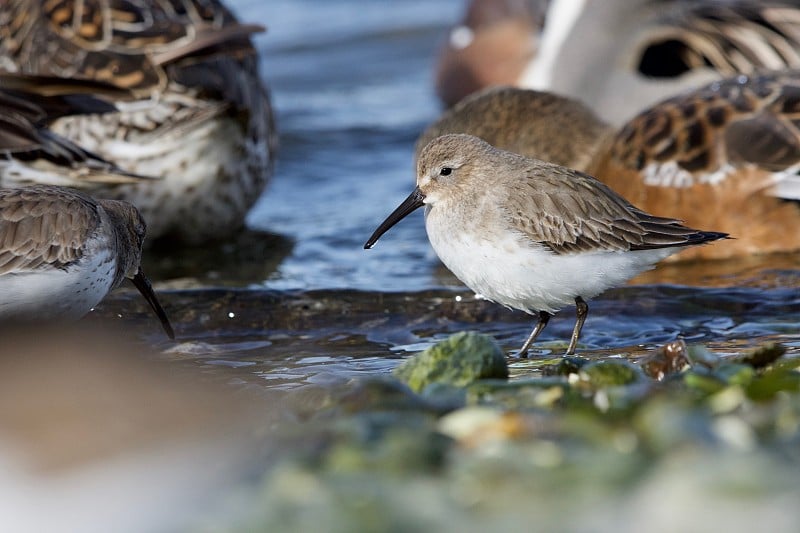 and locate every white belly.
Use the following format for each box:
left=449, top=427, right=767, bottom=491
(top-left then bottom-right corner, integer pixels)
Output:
left=425, top=208, right=677, bottom=314
left=0, top=253, right=117, bottom=321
